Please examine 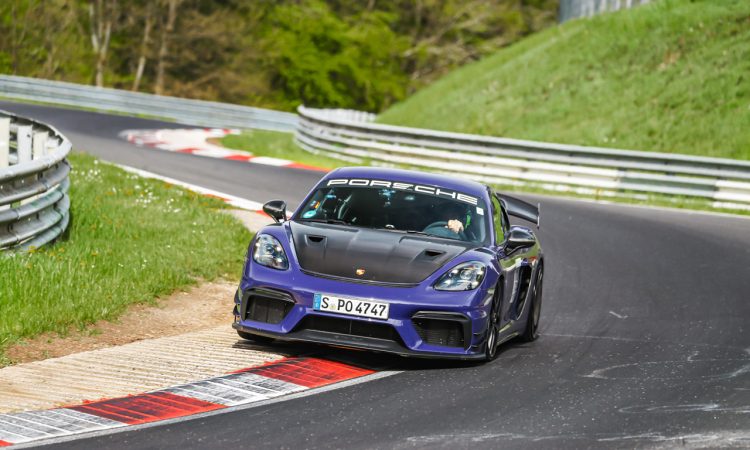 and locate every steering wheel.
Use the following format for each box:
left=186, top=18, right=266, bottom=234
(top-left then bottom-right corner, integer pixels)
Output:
left=422, top=221, right=466, bottom=240
left=336, top=198, right=352, bottom=221
left=423, top=221, right=448, bottom=231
